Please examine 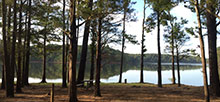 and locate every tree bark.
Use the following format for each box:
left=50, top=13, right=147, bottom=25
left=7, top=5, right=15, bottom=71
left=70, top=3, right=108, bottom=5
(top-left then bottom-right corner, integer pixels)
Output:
left=206, top=0, right=220, bottom=97
left=66, top=15, right=70, bottom=83
left=41, top=30, right=47, bottom=83
left=140, top=0, right=146, bottom=83
left=119, top=3, right=127, bottom=83
left=22, top=6, right=28, bottom=86
left=157, top=11, right=162, bottom=87
left=66, top=37, right=69, bottom=83
left=171, top=23, right=175, bottom=84
left=7, top=0, right=18, bottom=97
left=16, top=0, right=23, bottom=93
left=176, top=46, right=180, bottom=87
left=62, top=0, right=67, bottom=88
left=24, top=0, right=32, bottom=86
left=77, top=0, right=93, bottom=84
left=7, top=5, right=12, bottom=48
left=89, top=28, right=96, bottom=86
left=2, top=0, right=12, bottom=97
left=94, top=17, right=102, bottom=97
left=68, top=0, right=77, bottom=101
left=195, top=0, right=210, bottom=101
